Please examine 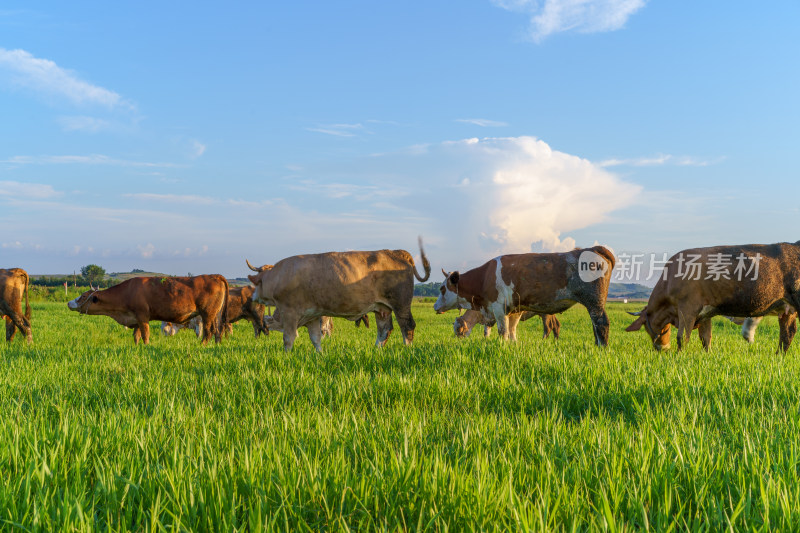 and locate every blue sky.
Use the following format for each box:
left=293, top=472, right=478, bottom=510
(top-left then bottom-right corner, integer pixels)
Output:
left=1, top=1, right=798, bottom=280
